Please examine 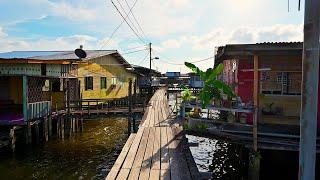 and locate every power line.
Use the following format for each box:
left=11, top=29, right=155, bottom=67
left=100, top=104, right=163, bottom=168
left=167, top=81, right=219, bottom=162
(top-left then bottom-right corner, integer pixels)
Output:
left=115, top=0, right=146, bottom=42
left=121, top=44, right=147, bottom=52
left=121, top=48, right=147, bottom=55
left=99, top=0, right=139, bottom=49
left=123, top=0, right=150, bottom=42
left=111, top=0, right=146, bottom=44
left=137, top=52, right=149, bottom=66
left=152, top=49, right=215, bottom=66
